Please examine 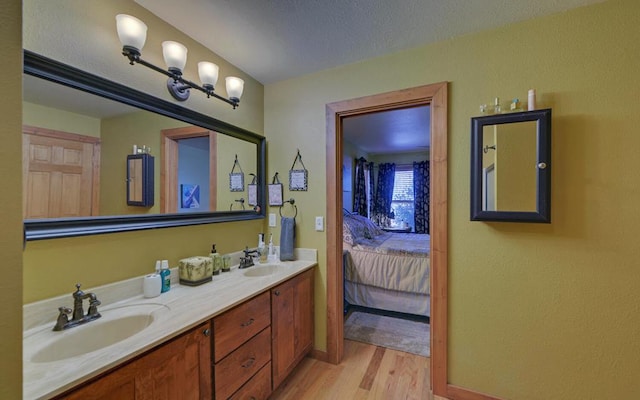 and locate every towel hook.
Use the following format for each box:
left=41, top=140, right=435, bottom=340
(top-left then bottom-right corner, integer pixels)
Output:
left=230, top=198, right=245, bottom=211
left=279, top=198, right=297, bottom=218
